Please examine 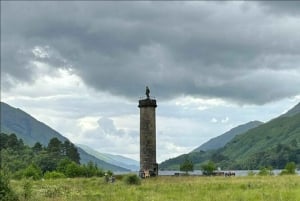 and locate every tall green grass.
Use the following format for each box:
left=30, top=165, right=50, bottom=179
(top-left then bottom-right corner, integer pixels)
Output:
left=11, top=176, right=300, bottom=201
